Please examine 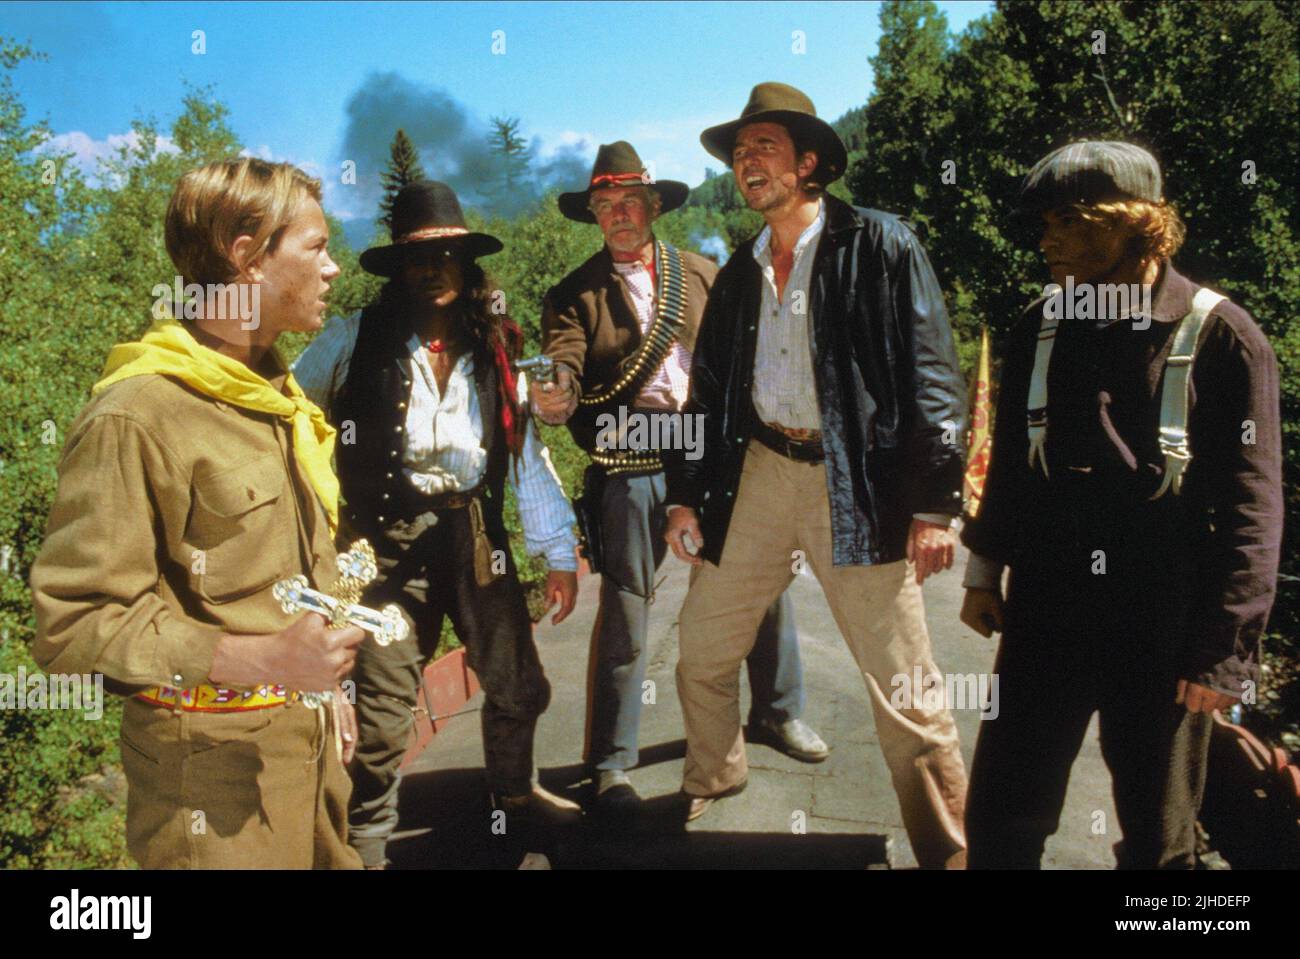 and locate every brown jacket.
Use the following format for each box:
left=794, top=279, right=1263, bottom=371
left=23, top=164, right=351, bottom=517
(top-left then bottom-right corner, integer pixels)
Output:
left=30, top=365, right=339, bottom=695
left=541, top=241, right=717, bottom=444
